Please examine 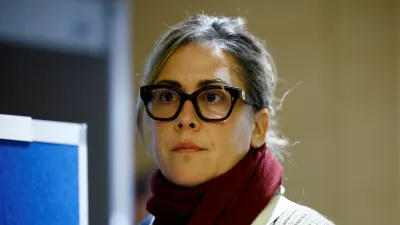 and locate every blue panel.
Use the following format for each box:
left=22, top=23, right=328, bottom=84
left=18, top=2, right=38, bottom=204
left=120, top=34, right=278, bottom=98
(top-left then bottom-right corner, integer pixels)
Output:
left=0, top=139, right=79, bottom=225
